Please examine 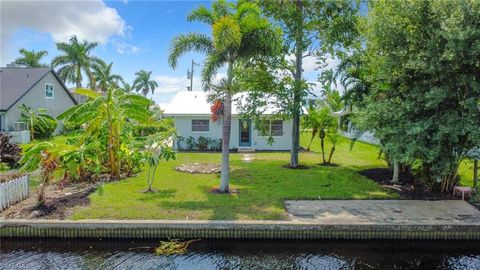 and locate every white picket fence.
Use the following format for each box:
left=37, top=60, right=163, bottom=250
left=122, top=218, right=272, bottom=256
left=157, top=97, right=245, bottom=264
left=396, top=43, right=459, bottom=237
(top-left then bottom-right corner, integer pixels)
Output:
left=0, top=175, right=29, bottom=212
